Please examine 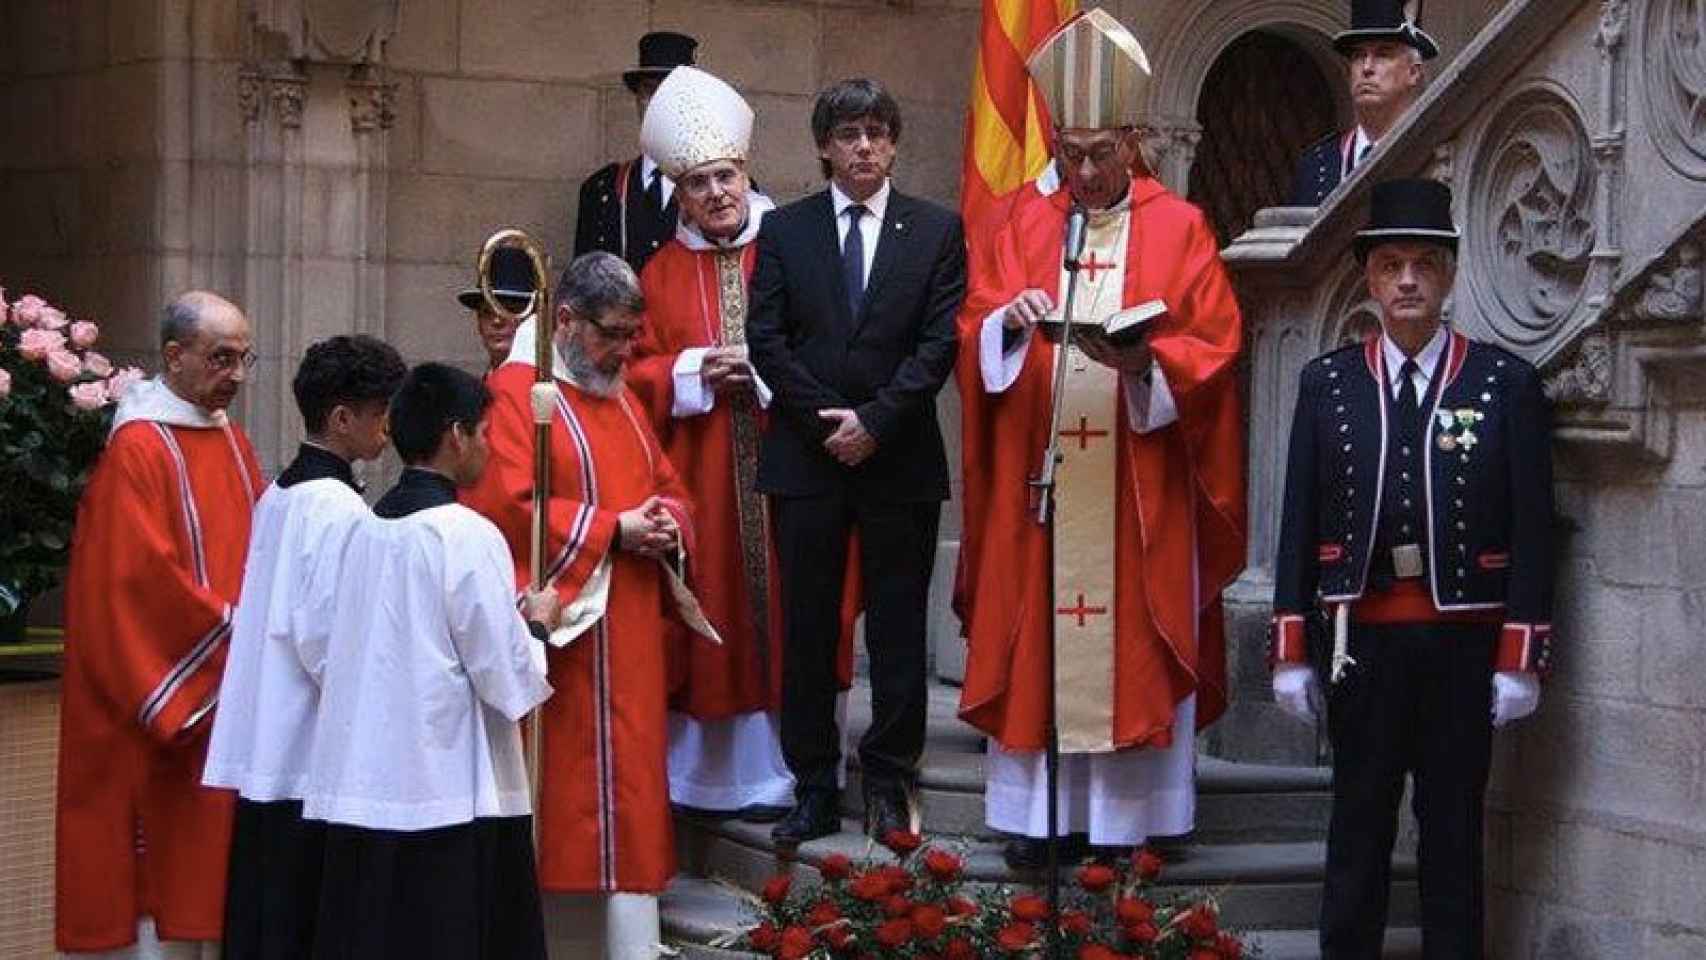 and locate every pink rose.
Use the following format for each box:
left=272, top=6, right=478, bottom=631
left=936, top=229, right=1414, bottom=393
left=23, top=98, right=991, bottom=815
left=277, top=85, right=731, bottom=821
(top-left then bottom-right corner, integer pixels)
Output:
left=11, top=294, right=46, bottom=328
left=67, top=380, right=108, bottom=411
left=0, top=367, right=11, bottom=399
left=46, top=349, right=82, bottom=383
left=68, top=320, right=99, bottom=348
left=106, top=366, right=145, bottom=400
left=36, top=306, right=68, bottom=330
left=18, top=327, right=67, bottom=360
left=82, top=350, right=113, bottom=377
